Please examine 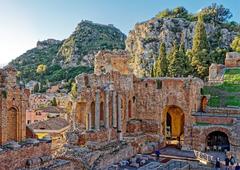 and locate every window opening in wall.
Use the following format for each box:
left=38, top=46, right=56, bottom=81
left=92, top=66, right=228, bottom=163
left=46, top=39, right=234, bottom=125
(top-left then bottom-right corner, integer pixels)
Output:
left=156, top=80, right=162, bottom=89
